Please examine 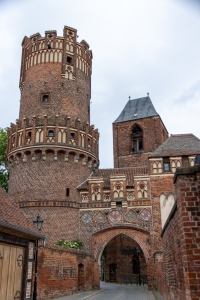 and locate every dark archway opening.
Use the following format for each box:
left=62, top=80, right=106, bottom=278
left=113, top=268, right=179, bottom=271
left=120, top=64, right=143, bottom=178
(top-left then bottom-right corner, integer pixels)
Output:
left=100, top=234, right=147, bottom=285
